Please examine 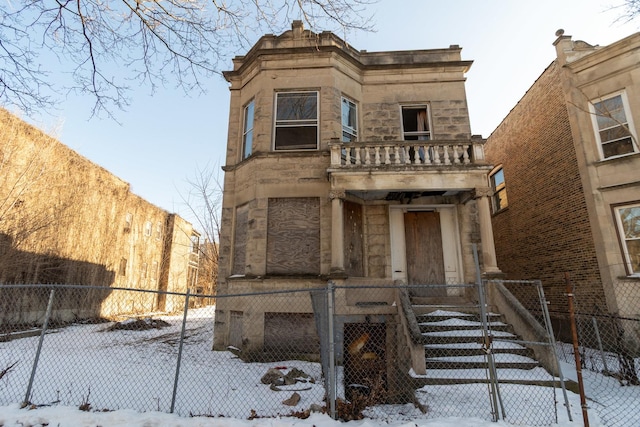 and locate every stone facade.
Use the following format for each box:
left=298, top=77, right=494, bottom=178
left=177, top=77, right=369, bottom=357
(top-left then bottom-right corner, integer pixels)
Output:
left=485, top=32, right=640, bottom=337
left=214, top=22, right=499, bottom=359
left=0, top=108, right=201, bottom=320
